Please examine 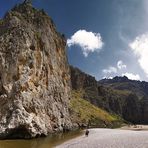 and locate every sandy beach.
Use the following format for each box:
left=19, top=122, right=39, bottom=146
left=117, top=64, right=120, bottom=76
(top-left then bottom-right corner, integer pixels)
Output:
left=56, top=128, right=148, bottom=148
